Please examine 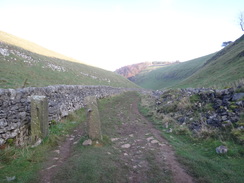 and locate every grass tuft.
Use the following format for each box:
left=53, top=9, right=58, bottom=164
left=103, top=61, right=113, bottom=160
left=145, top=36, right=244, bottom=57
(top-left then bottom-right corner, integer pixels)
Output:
left=0, top=108, right=86, bottom=183
left=139, top=97, right=244, bottom=183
